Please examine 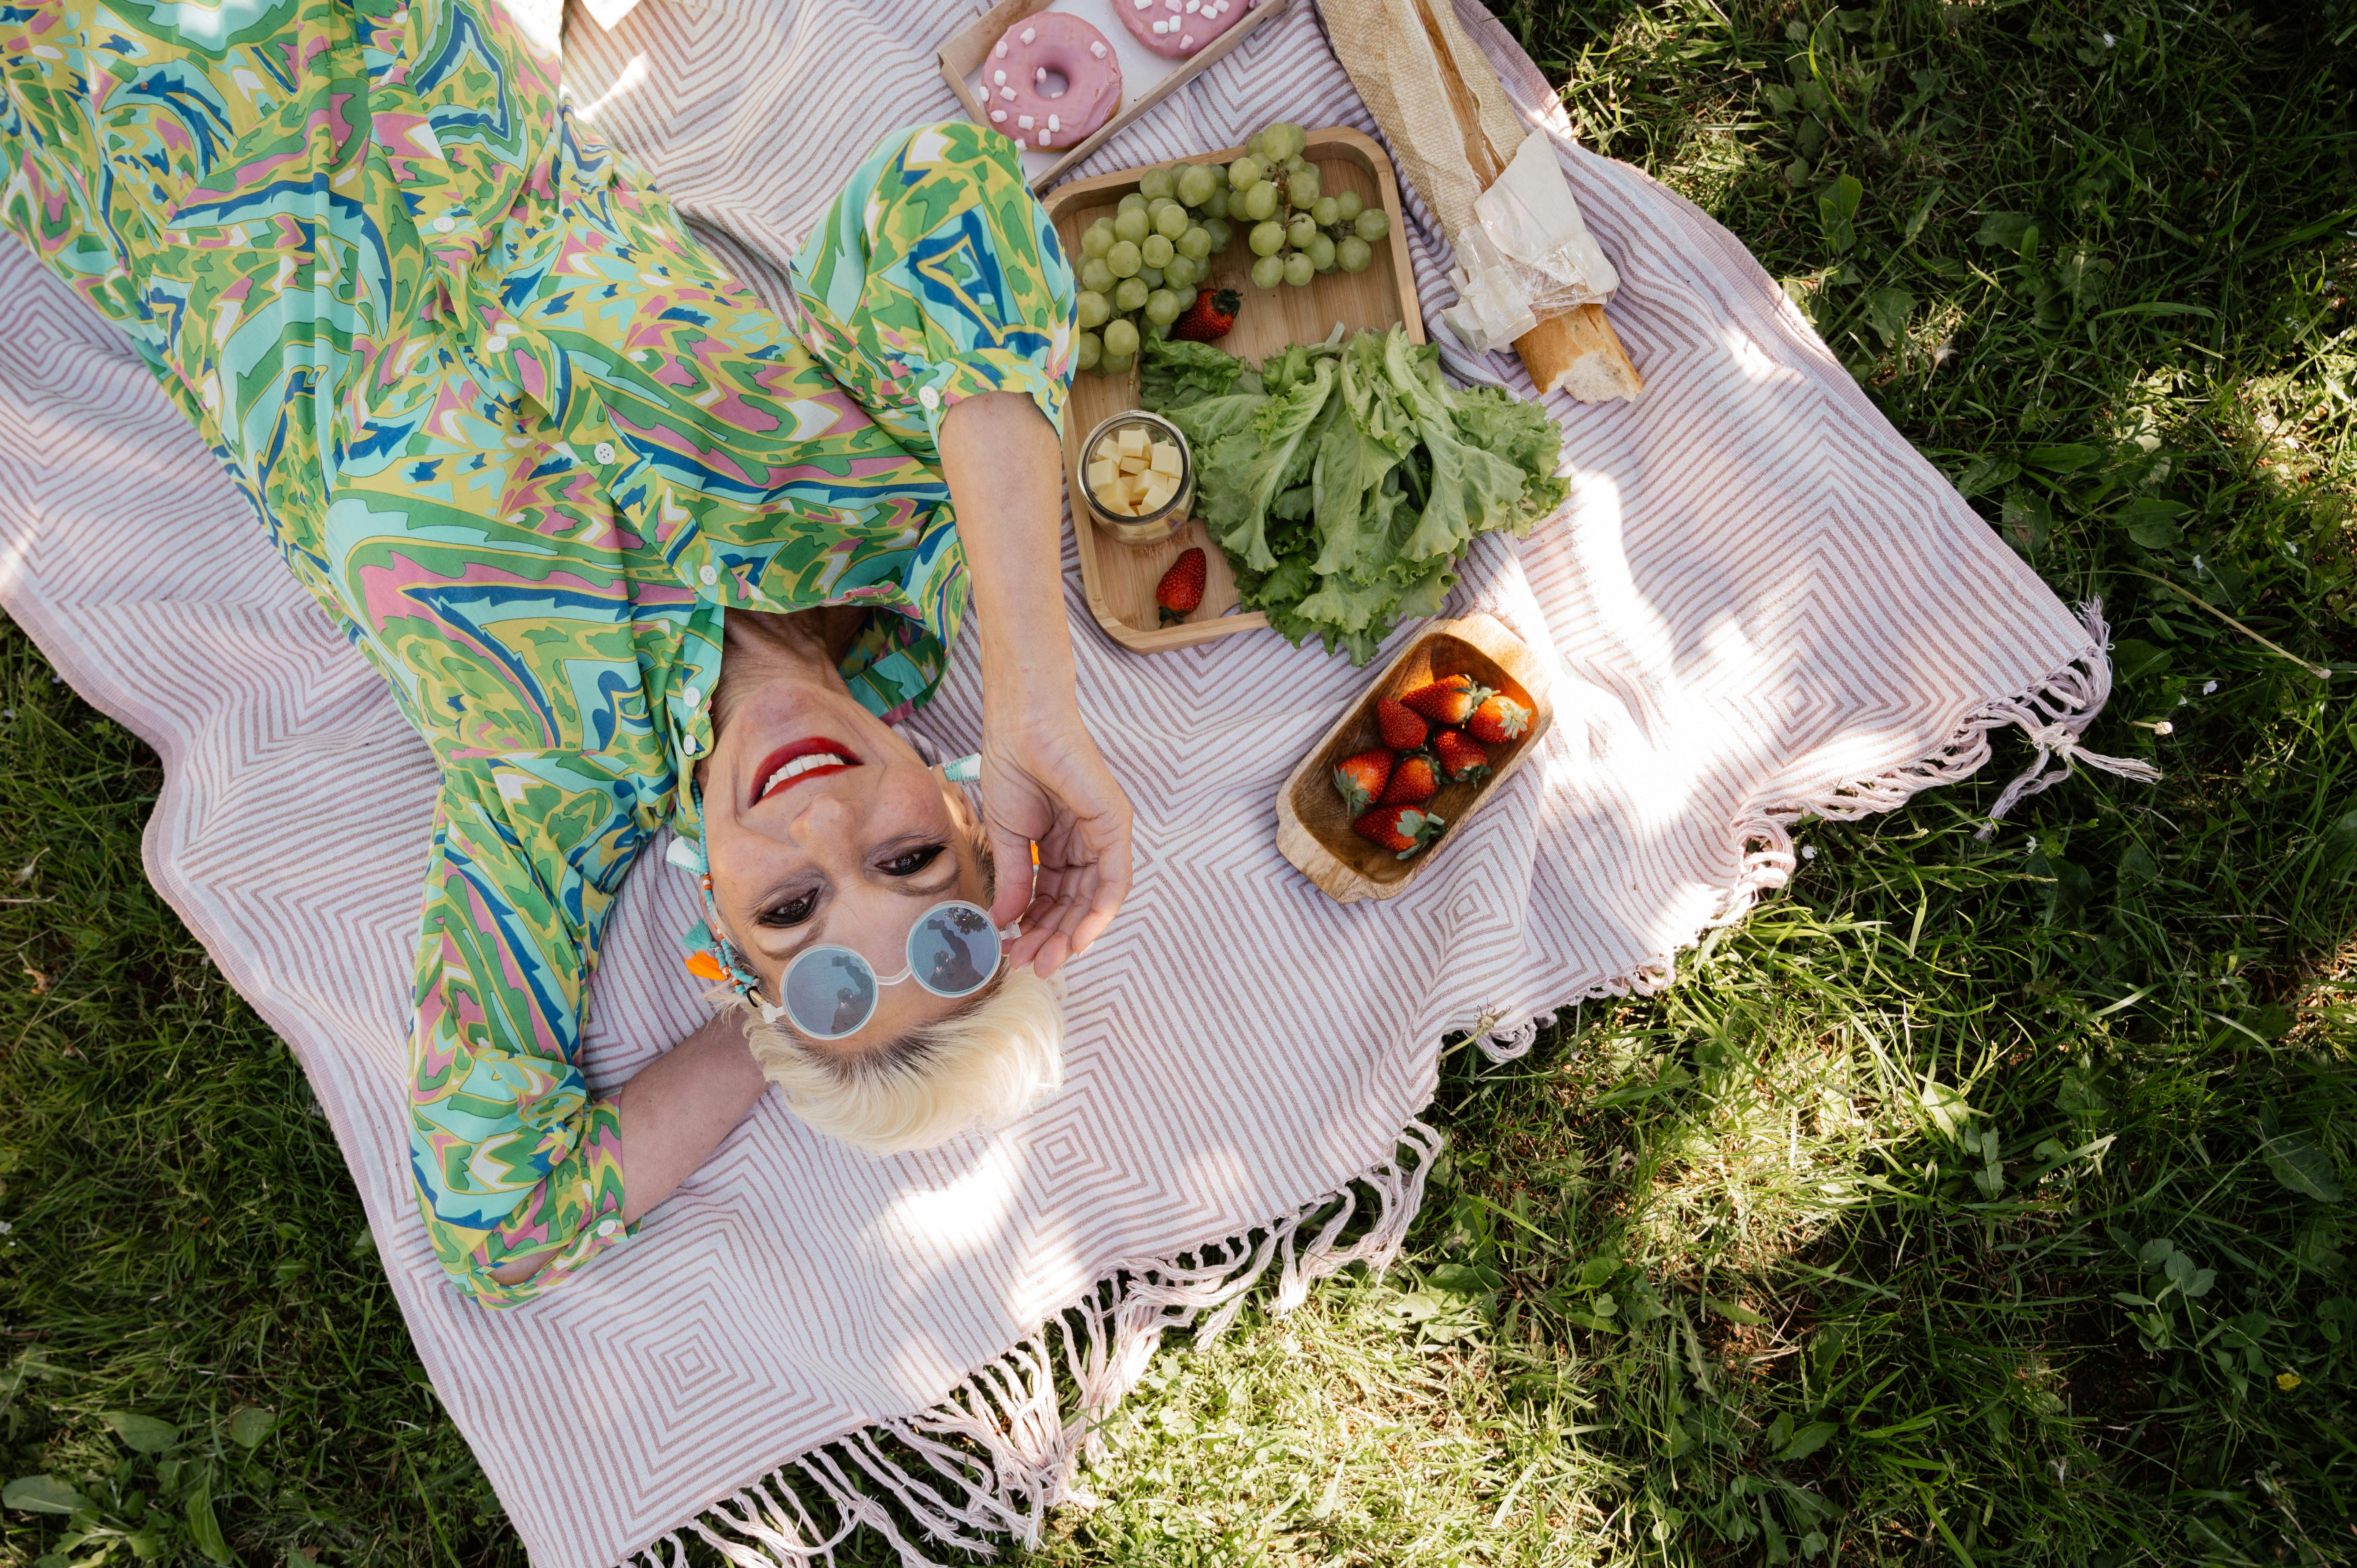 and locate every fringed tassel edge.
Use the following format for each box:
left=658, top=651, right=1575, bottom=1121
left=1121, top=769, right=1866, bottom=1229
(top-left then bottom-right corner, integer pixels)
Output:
left=621, top=1121, right=1444, bottom=1568
left=1460, top=600, right=2159, bottom=1063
